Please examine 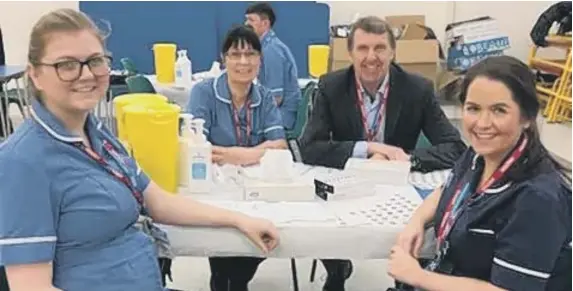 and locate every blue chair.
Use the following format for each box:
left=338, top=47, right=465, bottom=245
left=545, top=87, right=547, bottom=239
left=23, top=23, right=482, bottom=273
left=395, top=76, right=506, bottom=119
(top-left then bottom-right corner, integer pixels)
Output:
left=120, top=57, right=139, bottom=76
left=286, top=80, right=317, bottom=139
